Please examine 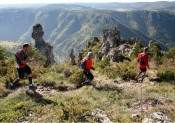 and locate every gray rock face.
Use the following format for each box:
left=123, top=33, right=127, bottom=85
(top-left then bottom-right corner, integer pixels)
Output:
left=118, top=44, right=133, bottom=57
left=129, top=37, right=140, bottom=45
left=32, top=24, right=55, bottom=65
left=69, top=49, right=76, bottom=65
left=118, top=44, right=128, bottom=52
left=101, top=27, right=128, bottom=62
left=148, top=40, right=155, bottom=47
left=95, top=52, right=103, bottom=61
left=107, top=44, right=131, bottom=62
left=103, top=27, right=121, bottom=47
left=112, top=50, right=122, bottom=62
left=101, top=41, right=111, bottom=55
left=77, top=51, right=83, bottom=67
